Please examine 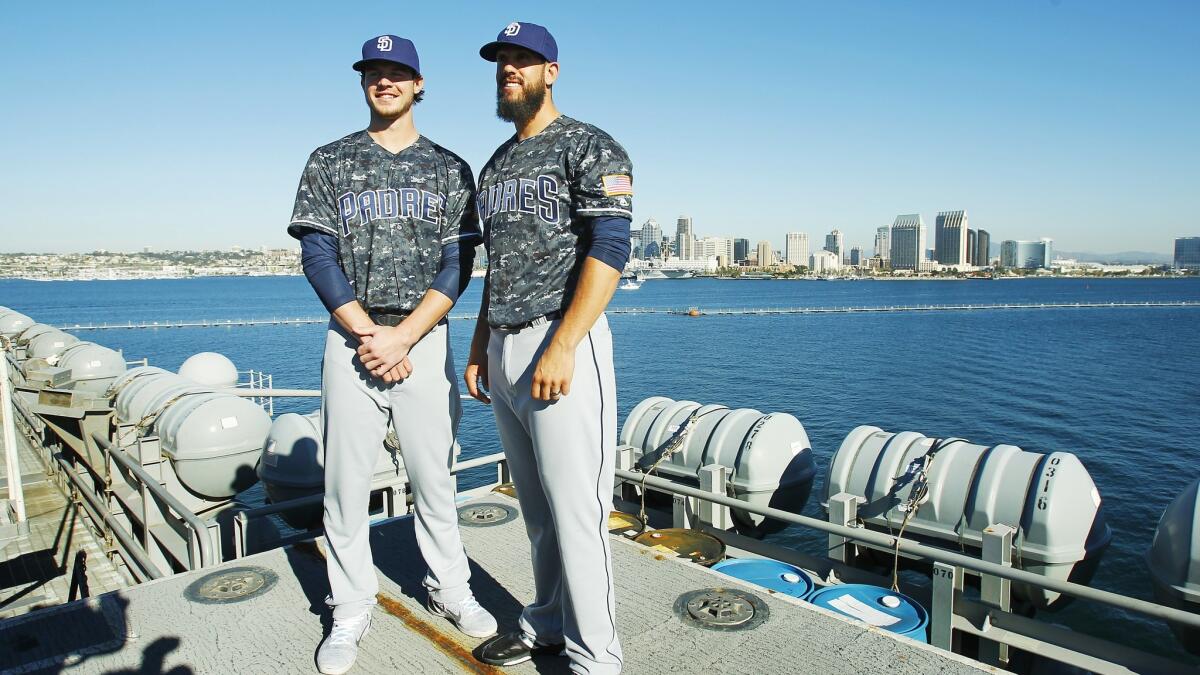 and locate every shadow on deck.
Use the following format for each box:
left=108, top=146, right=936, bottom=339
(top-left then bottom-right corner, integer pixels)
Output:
left=0, top=494, right=992, bottom=674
